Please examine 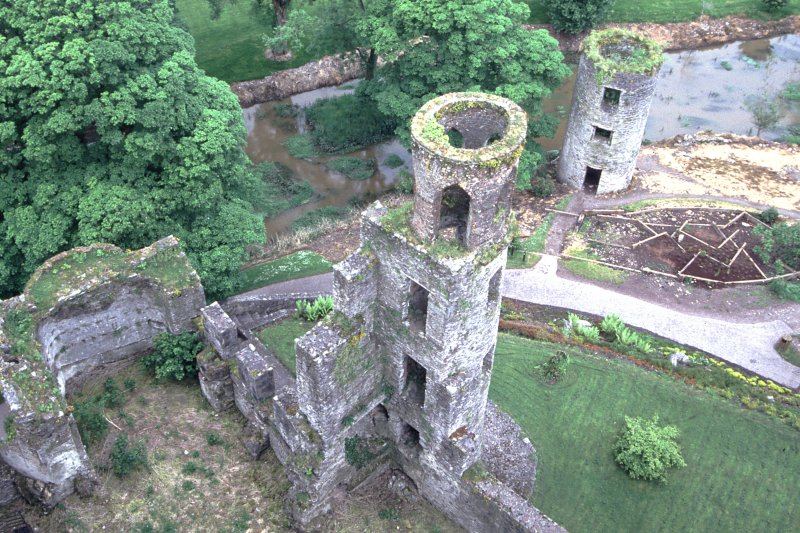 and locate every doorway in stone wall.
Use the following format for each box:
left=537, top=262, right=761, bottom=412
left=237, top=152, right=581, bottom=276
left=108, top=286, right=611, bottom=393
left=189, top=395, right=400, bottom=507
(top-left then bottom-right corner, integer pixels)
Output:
left=583, top=166, right=602, bottom=194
